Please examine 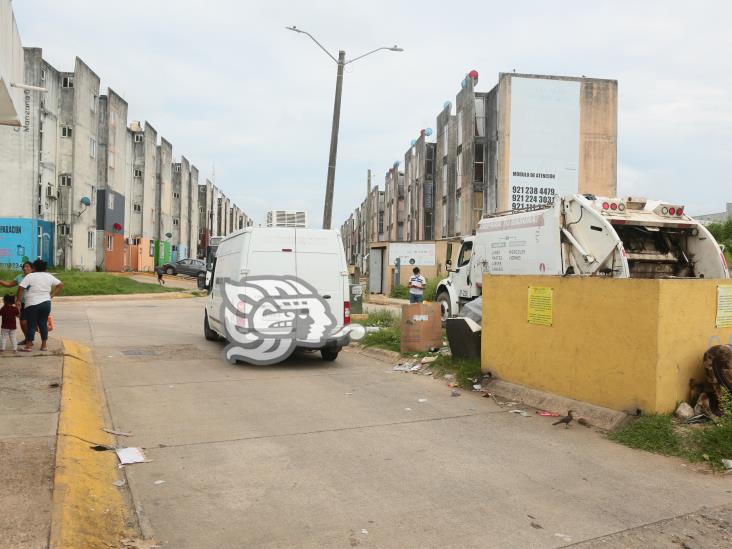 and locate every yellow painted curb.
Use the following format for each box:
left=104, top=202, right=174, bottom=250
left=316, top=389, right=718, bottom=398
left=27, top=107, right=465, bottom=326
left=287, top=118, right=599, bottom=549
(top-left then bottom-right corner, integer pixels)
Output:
left=50, top=340, right=136, bottom=548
